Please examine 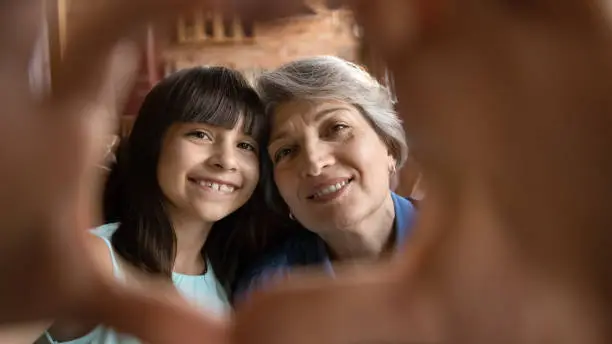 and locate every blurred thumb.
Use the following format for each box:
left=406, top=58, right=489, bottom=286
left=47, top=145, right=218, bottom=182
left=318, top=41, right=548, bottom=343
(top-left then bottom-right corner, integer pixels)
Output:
left=92, top=281, right=230, bottom=344
left=88, top=40, right=140, bottom=146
